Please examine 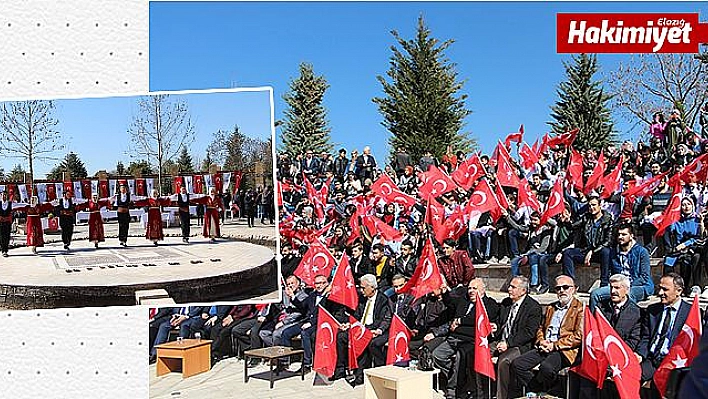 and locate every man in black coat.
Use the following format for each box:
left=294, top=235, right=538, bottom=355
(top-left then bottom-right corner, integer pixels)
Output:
left=56, top=190, right=76, bottom=251
left=332, top=274, right=392, bottom=387
left=349, top=242, right=374, bottom=282
left=391, top=274, right=417, bottom=327
left=637, top=273, right=692, bottom=398
left=394, top=240, right=418, bottom=279
left=432, top=278, right=500, bottom=399
left=492, top=276, right=543, bottom=399
left=149, top=307, right=176, bottom=362
left=176, top=186, right=191, bottom=243
left=578, top=273, right=642, bottom=399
